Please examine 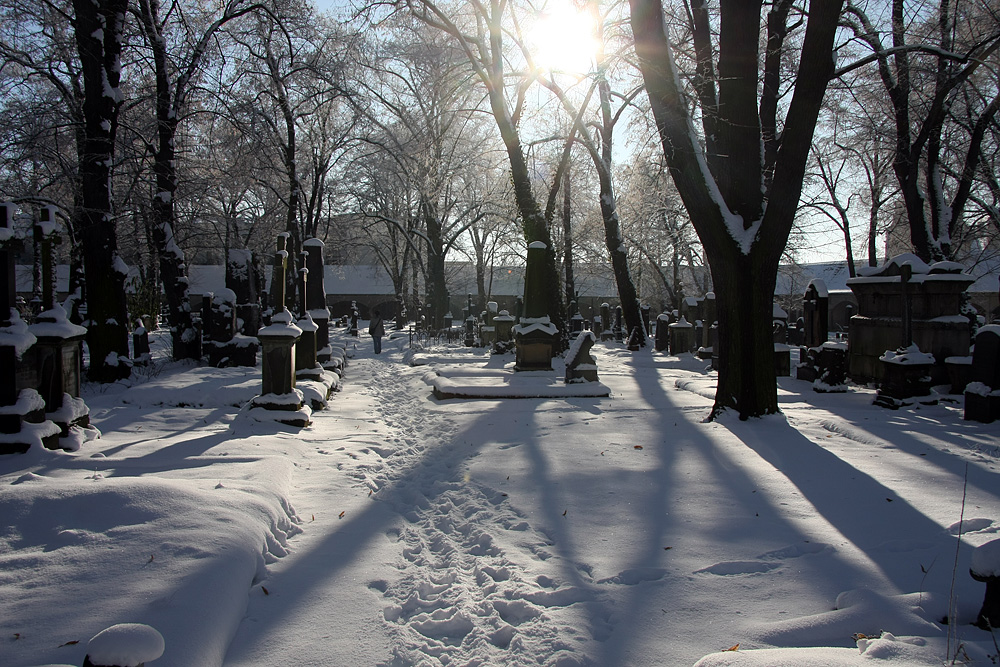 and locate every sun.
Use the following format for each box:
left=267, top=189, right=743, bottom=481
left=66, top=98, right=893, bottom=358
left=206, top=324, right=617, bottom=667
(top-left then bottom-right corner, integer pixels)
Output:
left=528, top=1, right=601, bottom=75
